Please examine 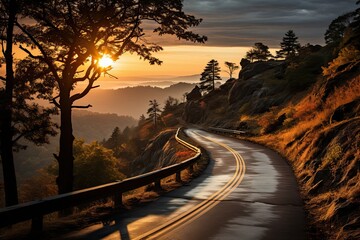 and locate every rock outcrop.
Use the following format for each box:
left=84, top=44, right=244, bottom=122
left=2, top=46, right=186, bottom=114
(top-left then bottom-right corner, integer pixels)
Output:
left=186, top=85, right=202, bottom=101
left=238, top=60, right=283, bottom=80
